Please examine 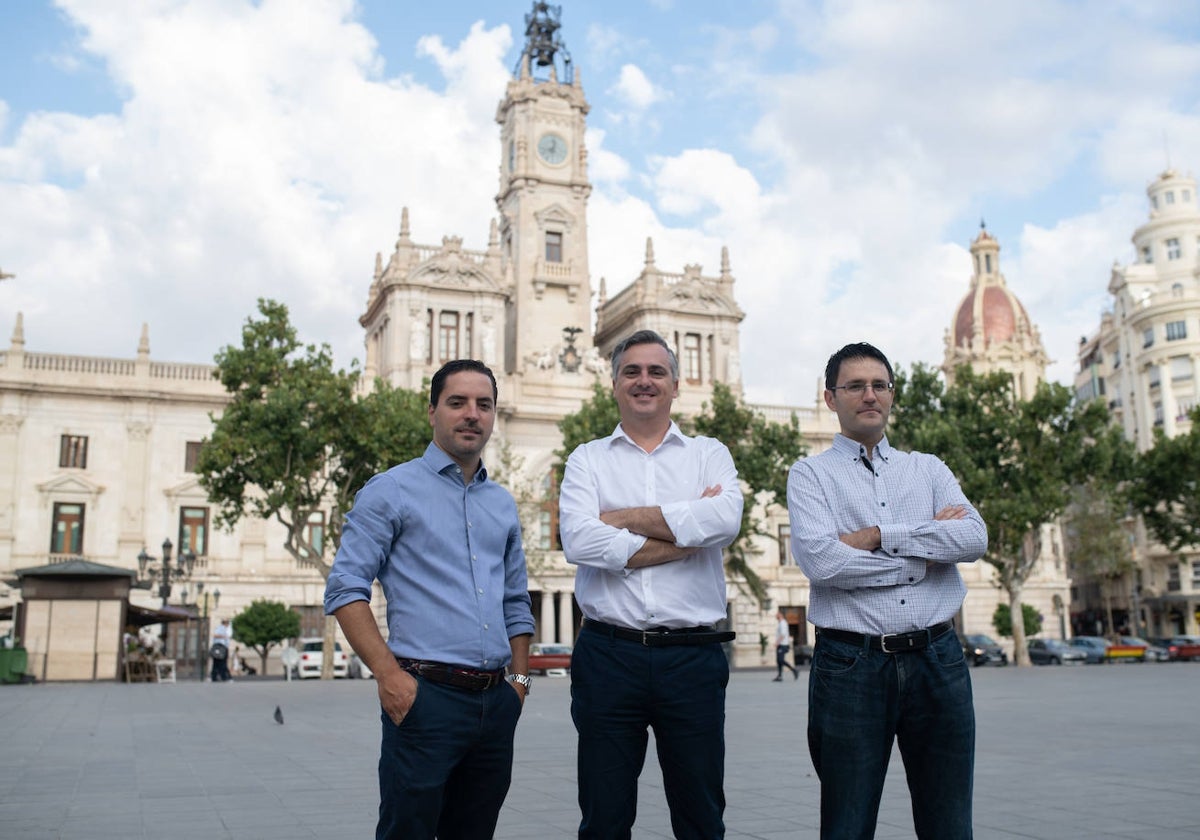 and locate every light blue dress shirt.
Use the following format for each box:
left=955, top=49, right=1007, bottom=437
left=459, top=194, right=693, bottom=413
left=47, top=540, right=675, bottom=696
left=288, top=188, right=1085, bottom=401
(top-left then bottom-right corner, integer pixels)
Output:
left=324, top=443, right=535, bottom=671
left=787, top=434, right=987, bottom=635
